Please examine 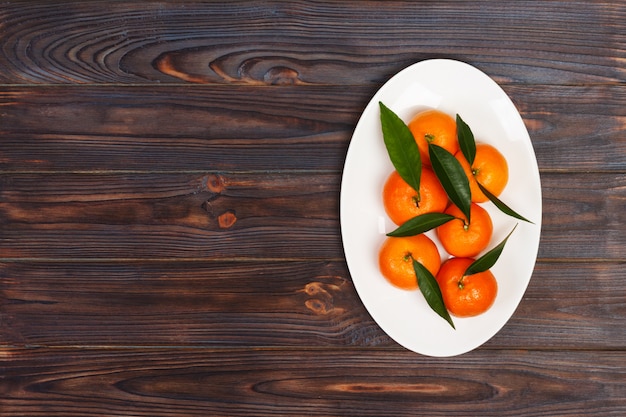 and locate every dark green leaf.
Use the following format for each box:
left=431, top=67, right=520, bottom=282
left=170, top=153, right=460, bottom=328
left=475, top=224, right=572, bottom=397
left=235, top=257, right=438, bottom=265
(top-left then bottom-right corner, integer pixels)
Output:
left=429, top=144, right=472, bottom=223
left=379, top=102, right=422, bottom=195
left=387, top=213, right=456, bottom=237
left=412, top=259, right=455, bottom=329
left=465, top=224, right=518, bottom=276
left=477, top=182, right=534, bottom=224
left=456, top=114, right=476, bottom=165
